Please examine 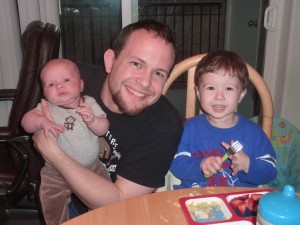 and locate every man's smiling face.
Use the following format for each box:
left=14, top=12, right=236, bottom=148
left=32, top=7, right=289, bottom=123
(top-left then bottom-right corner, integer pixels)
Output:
left=103, top=29, right=175, bottom=116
